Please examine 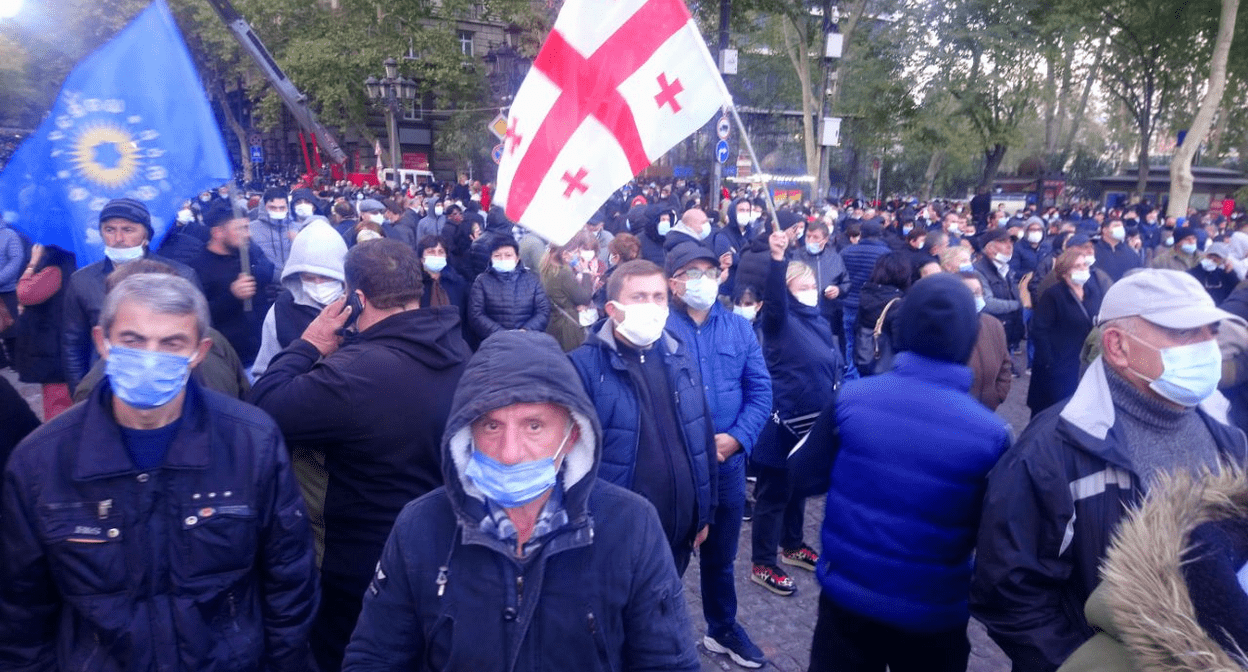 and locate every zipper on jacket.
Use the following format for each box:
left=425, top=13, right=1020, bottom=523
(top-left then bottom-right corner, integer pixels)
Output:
left=435, top=566, right=448, bottom=597
left=227, top=592, right=240, bottom=632
left=515, top=574, right=524, bottom=608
